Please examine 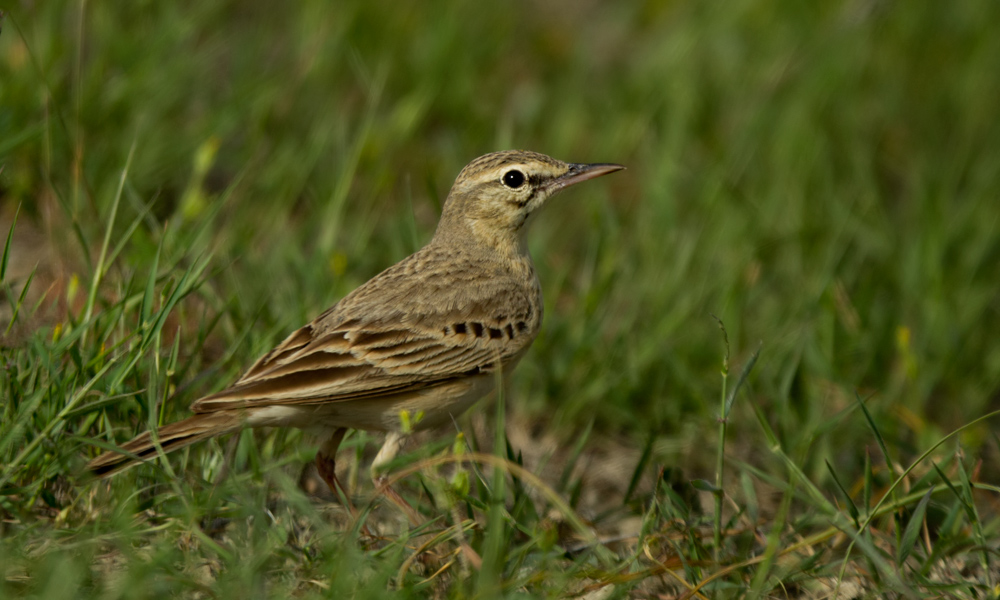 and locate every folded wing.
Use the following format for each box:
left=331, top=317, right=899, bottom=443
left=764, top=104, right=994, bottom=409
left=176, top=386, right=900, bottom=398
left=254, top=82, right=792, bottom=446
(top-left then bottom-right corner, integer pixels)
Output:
left=190, top=252, right=539, bottom=413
